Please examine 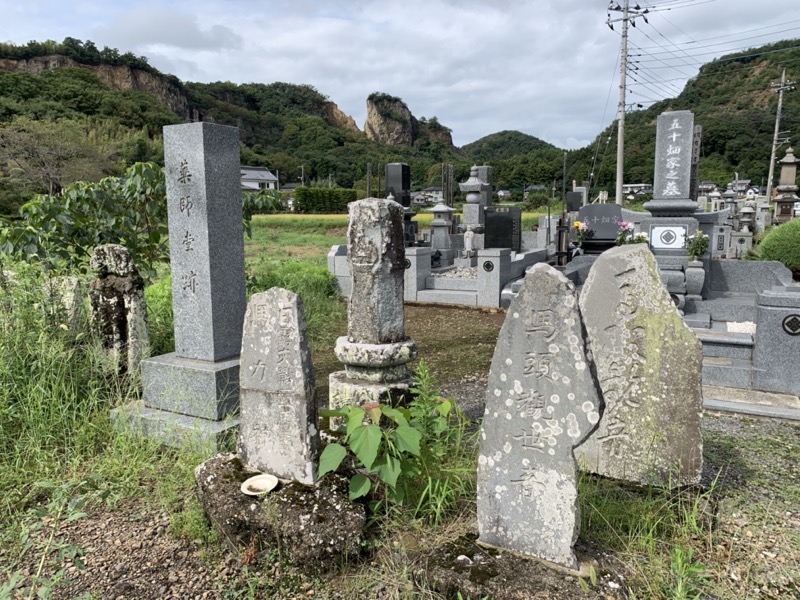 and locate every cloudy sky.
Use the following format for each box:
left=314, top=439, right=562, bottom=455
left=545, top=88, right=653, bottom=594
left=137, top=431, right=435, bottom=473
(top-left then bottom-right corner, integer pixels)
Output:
left=3, top=0, right=800, bottom=148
